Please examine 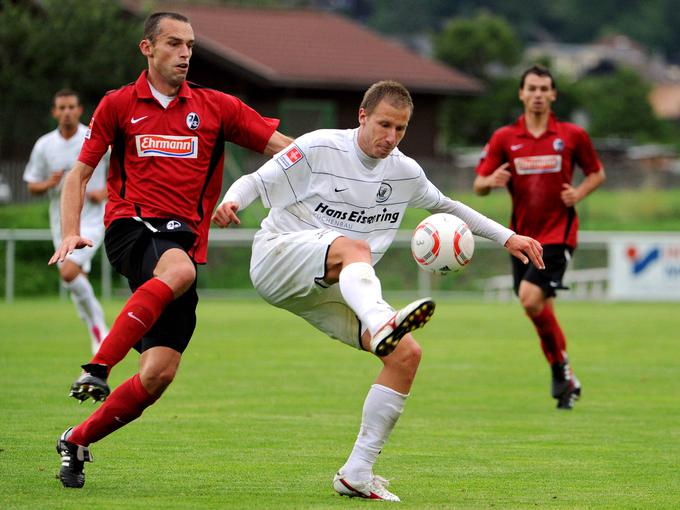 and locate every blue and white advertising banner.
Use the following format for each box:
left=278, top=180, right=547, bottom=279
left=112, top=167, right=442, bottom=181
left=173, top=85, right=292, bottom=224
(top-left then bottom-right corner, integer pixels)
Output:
left=608, top=237, right=680, bottom=300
